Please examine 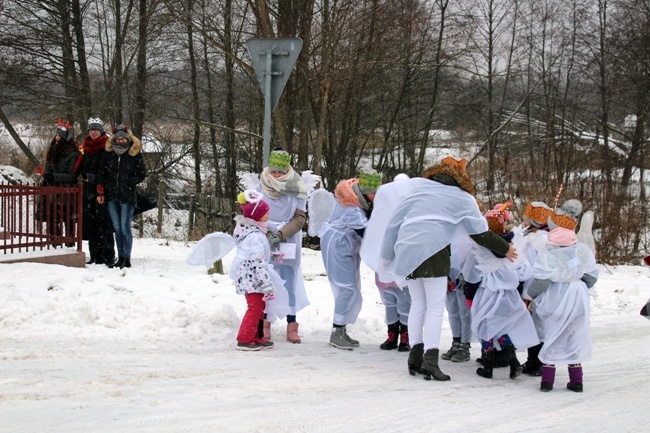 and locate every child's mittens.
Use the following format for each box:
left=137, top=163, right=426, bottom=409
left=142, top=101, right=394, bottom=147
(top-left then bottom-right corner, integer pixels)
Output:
left=267, top=233, right=282, bottom=248
left=262, top=287, right=275, bottom=301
